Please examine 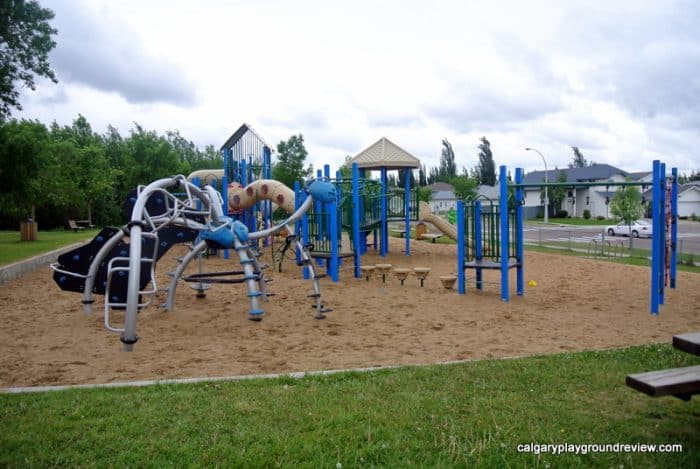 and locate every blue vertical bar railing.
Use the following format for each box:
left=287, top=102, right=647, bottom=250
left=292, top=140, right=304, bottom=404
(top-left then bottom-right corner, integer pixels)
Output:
left=475, top=200, right=483, bottom=290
